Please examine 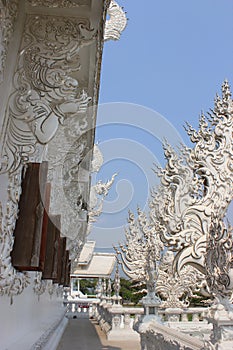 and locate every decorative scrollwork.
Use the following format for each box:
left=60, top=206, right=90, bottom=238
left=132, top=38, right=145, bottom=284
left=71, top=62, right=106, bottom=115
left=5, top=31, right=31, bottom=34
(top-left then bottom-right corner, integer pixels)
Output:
left=205, top=217, right=233, bottom=300
left=0, top=169, right=30, bottom=298
left=1, top=14, right=93, bottom=173
left=104, top=0, right=127, bottom=41
left=0, top=0, right=19, bottom=83
left=115, top=208, right=164, bottom=297
left=33, top=272, right=47, bottom=297
left=156, top=252, right=207, bottom=308
left=27, top=0, right=83, bottom=7
left=149, top=81, right=233, bottom=275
